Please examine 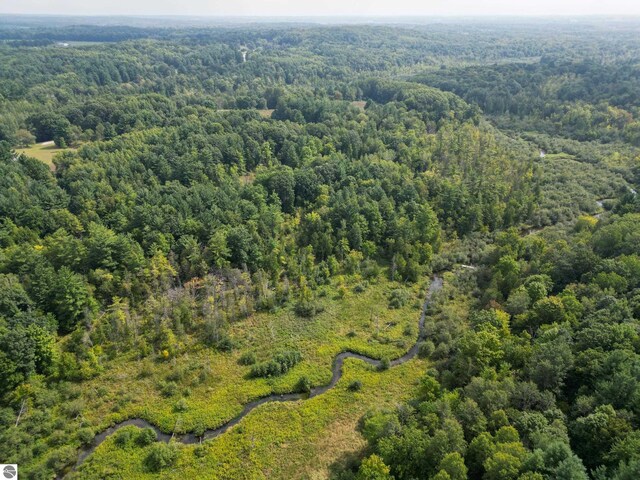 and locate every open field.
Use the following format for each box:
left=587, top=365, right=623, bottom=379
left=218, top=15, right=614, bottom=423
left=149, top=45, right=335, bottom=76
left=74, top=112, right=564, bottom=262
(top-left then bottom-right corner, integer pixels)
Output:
left=16, top=141, right=75, bottom=169
left=74, top=275, right=427, bottom=434
left=72, top=357, right=428, bottom=479
left=216, top=109, right=275, bottom=118
left=19, top=273, right=432, bottom=477
left=70, top=274, right=454, bottom=479
left=258, top=109, right=275, bottom=118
